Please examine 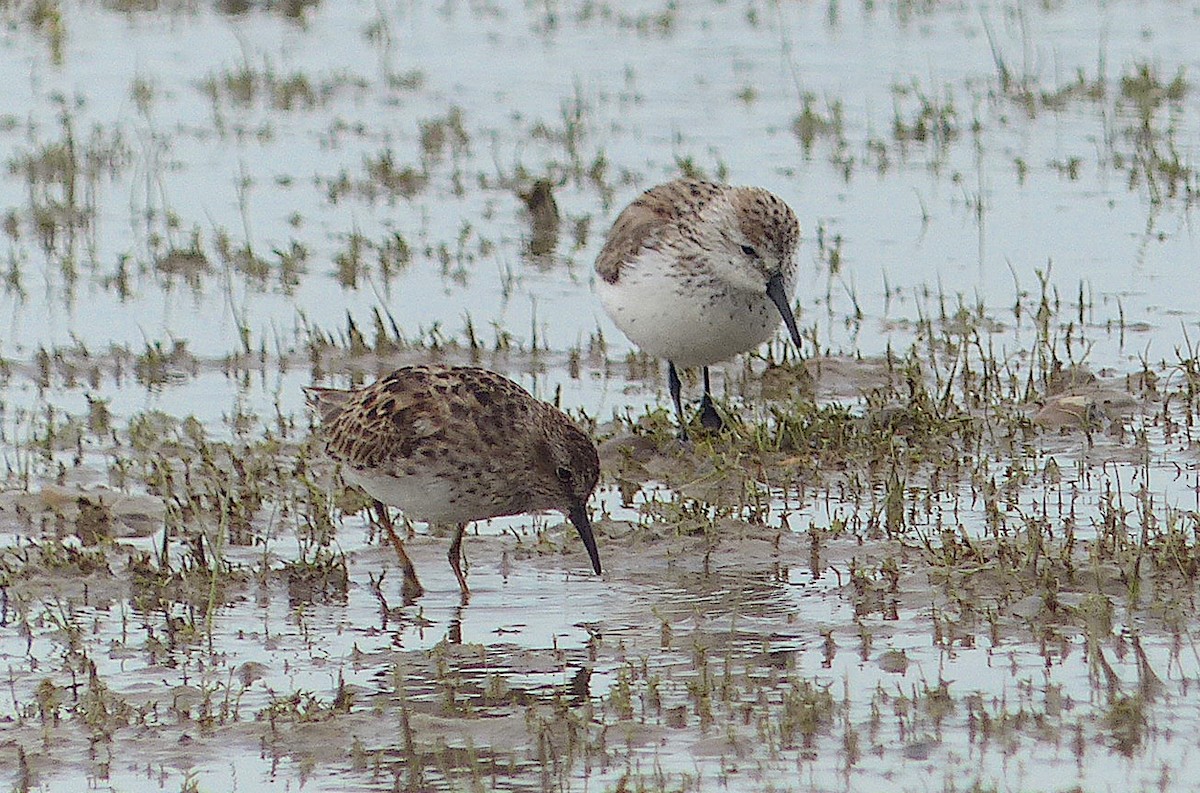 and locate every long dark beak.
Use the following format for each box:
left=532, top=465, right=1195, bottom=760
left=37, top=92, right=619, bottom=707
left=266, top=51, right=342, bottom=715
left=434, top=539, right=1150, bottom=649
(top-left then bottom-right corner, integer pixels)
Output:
left=568, top=503, right=602, bottom=575
left=766, top=272, right=803, bottom=352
